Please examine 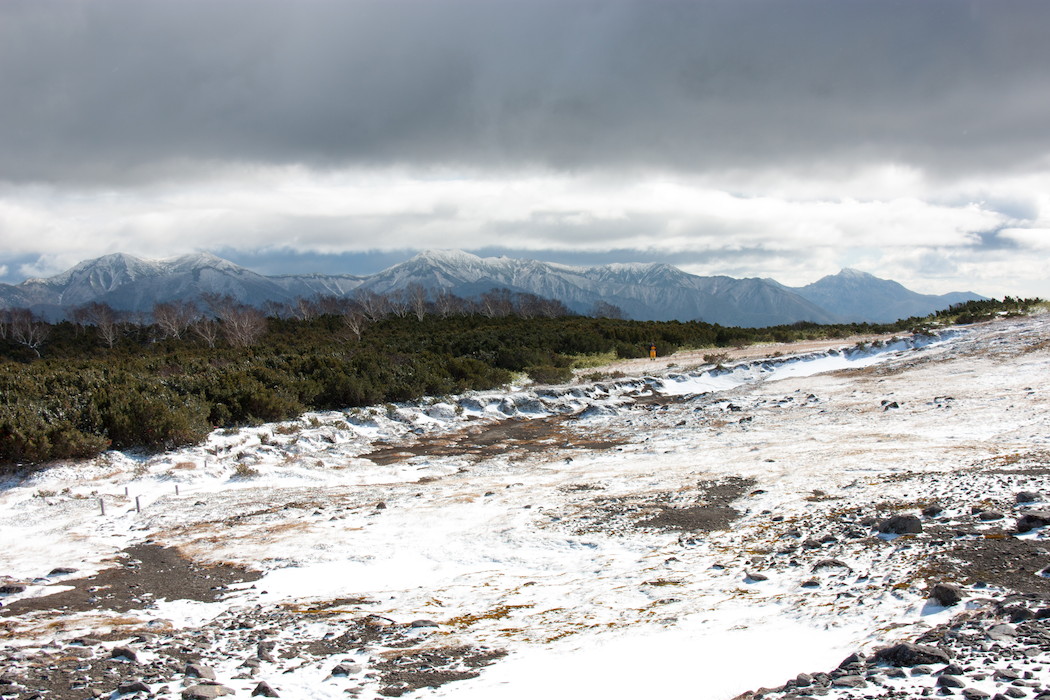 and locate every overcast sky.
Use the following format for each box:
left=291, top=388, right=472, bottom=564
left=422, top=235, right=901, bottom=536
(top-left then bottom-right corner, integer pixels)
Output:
left=1, top=0, right=1049, bottom=296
